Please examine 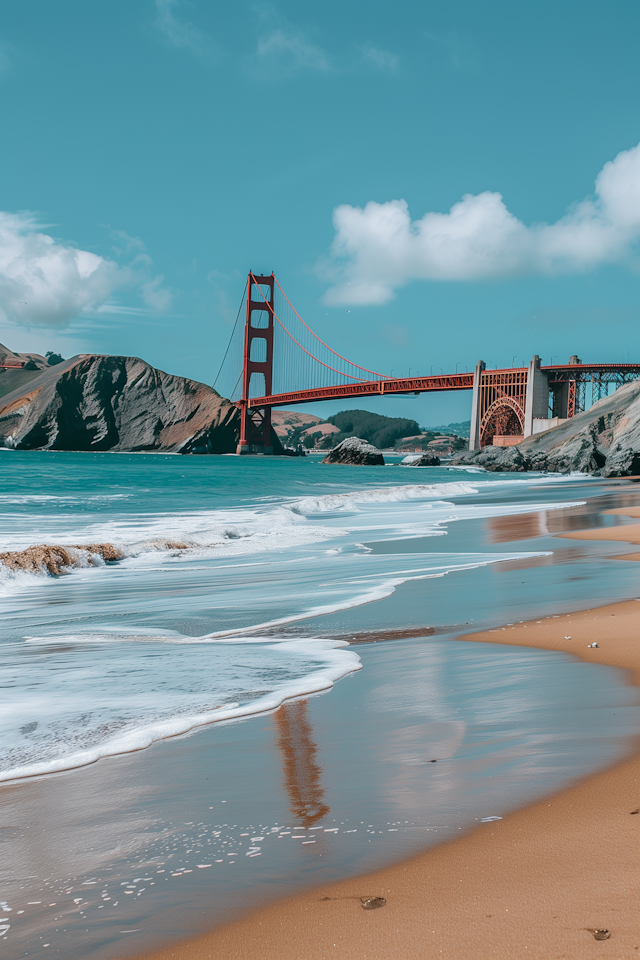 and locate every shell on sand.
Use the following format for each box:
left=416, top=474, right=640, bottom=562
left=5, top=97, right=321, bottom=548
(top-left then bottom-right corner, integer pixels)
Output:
left=360, top=897, right=386, bottom=910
